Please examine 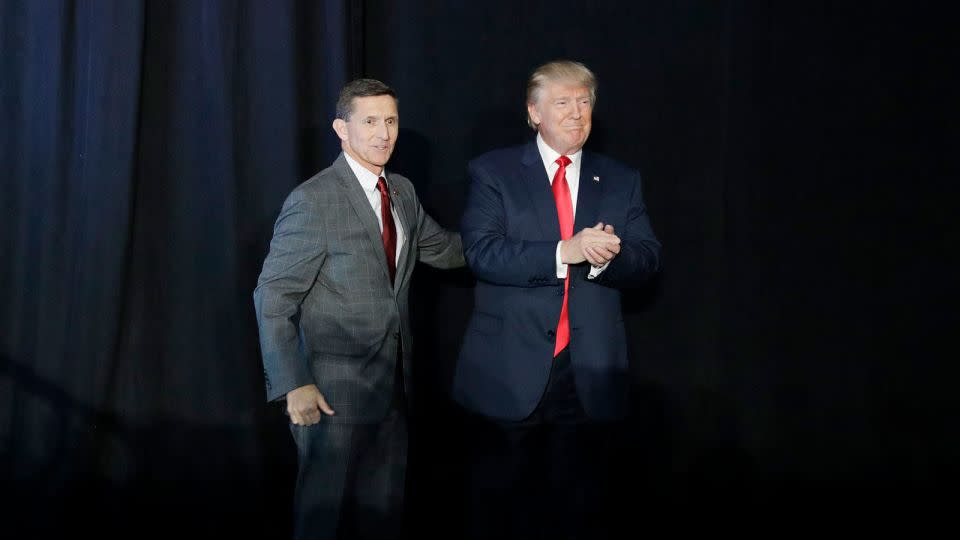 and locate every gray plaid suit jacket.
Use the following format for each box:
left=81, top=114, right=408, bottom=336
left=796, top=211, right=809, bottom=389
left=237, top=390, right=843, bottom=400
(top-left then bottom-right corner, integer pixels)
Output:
left=254, top=153, right=464, bottom=423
